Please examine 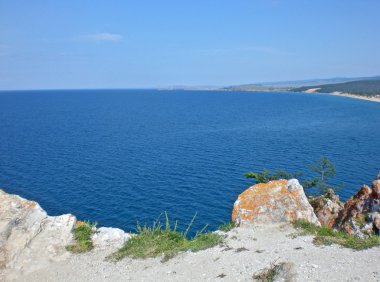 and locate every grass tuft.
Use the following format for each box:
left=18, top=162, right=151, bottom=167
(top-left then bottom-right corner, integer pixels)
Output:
left=253, top=261, right=289, bottom=282
left=108, top=212, right=222, bottom=261
left=218, top=221, right=237, bottom=232
left=292, top=219, right=380, bottom=250
left=66, top=221, right=96, bottom=253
